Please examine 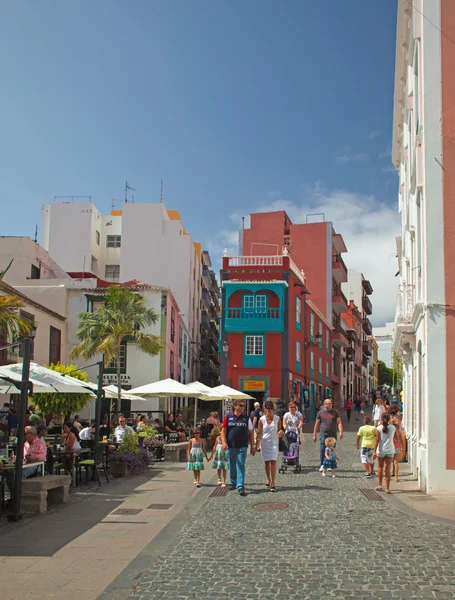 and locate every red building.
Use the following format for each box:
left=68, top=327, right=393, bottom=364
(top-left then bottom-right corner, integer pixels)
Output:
left=220, top=252, right=332, bottom=420
left=341, top=300, right=363, bottom=400
left=240, top=211, right=348, bottom=405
